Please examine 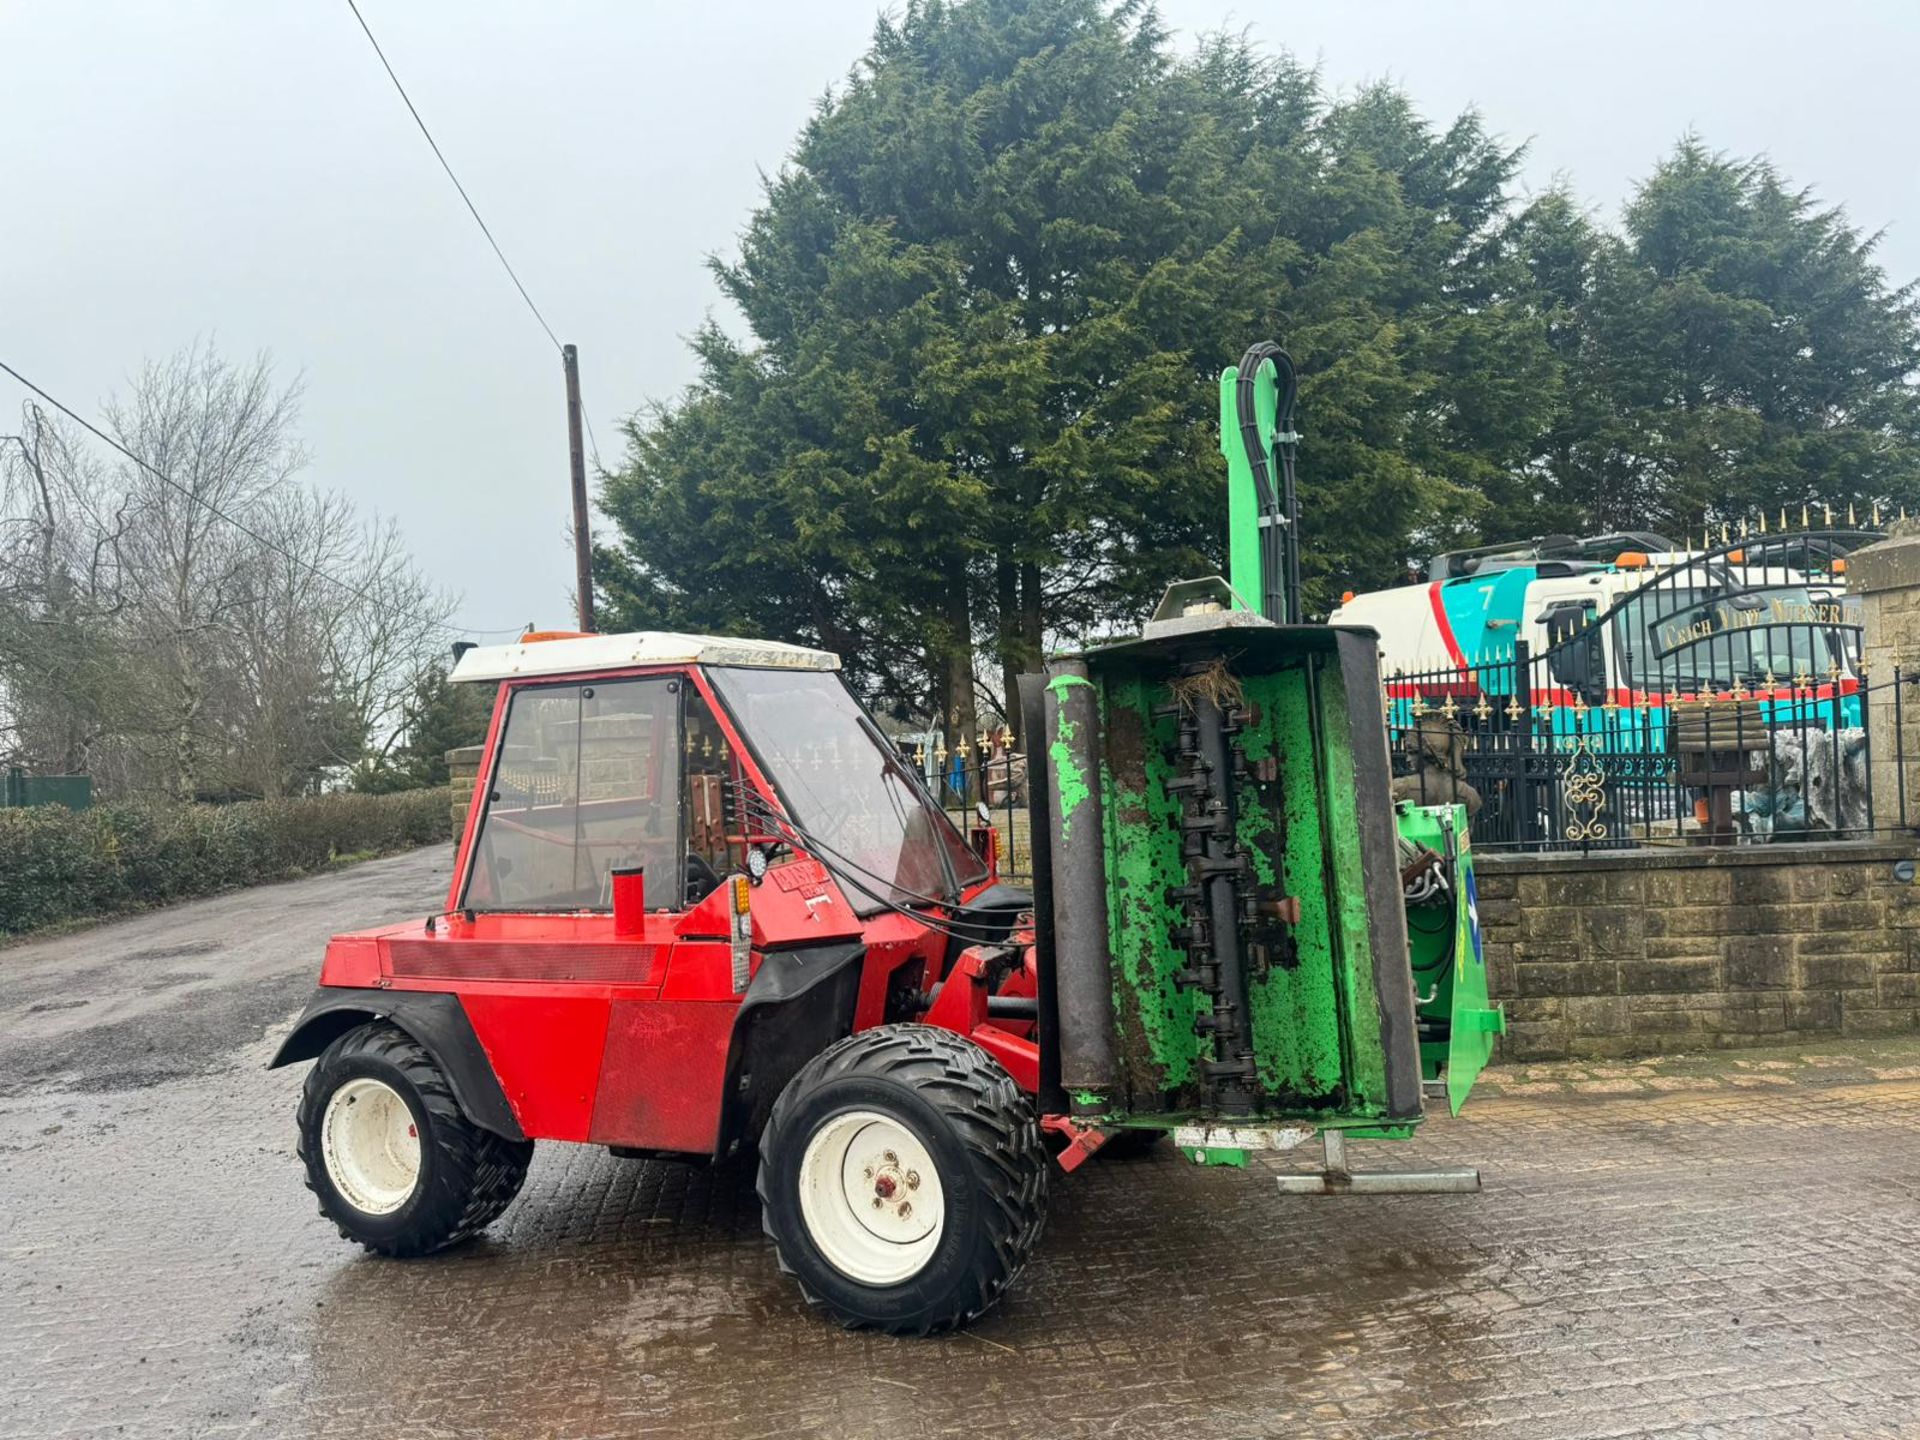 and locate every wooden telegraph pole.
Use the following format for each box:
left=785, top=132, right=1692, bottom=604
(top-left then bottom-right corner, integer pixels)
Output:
left=562, top=343, right=595, bottom=632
